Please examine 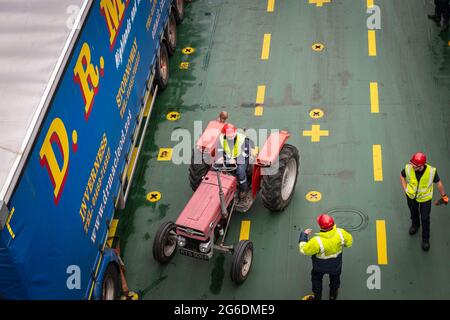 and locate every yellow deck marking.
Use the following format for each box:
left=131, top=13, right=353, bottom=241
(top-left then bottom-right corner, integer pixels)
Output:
left=303, top=125, right=329, bottom=142
left=306, top=191, right=322, bottom=203
left=312, top=43, right=325, bottom=52
left=376, top=220, right=388, bottom=265
left=107, top=219, right=119, bottom=247
left=182, top=47, right=195, bottom=55
left=143, top=90, right=153, bottom=117
left=167, top=111, right=180, bottom=121
left=267, top=0, right=275, bottom=12
left=127, top=147, right=138, bottom=181
left=180, top=62, right=190, bottom=69
left=147, top=191, right=162, bottom=203
left=309, top=108, right=324, bottom=119
left=157, top=148, right=173, bottom=161
left=309, top=0, right=331, bottom=7
left=368, top=30, right=377, bottom=56
left=239, top=220, right=251, bottom=241
left=373, top=144, right=383, bottom=182
left=370, top=82, right=379, bottom=113
left=255, top=106, right=264, bottom=116
left=256, top=85, right=266, bottom=105
left=261, top=34, right=271, bottom=60
left=6, top=207, right=16, bottom=239
left=367, top=0, right=374, bottom=8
